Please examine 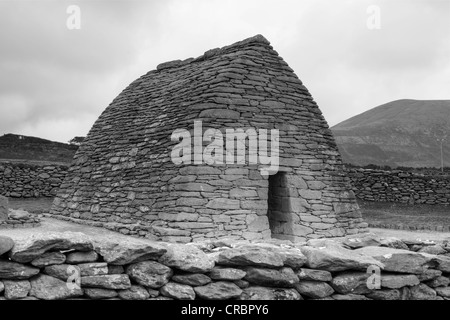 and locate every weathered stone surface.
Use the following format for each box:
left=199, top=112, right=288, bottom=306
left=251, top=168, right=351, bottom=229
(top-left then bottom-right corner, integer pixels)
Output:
left=366, top=289, right=401, bottom=300
left=381, top=274, right=420, bottom=289
left=301, top=244, right=383, bottom=272
left=276, top=247, right=307, bottom=269
left=244, top=267, right=298, bottom=288
left=379, top=237, right=409, bottom=250
left=94, top=238, right=166, bottom=265
left=3, top=280, right=31, bottom=300
left=126, top=260, right=173, bottom=289
left=31, top=251, right=66, bottom=268
left=108, top=265, right=124, bottom=275
left=425, top=276, right=450, bottom=288
left=0, top=195, right=8, bottom=221
left=8, top=209, right=30, bottom=220
left=0, top=235, right=14, bottom=256
left=297, top=268, right=332, bottom=282
left=78, top=262, right=109, bottom=276
left=81, top=274, right=131, bottom=290
left=158, top=244, right=214, bottom=273
left=239, top=286, right=302, bottom=300
left=0, top=260, right=40, bottom=279
left=343, top=235, right=381, bottom=249
left=118, top=285, right=150, bottom=300
left=172, top=273, right=211, bottom=286
left=30, top=274, right=83, bottom=300
left=217, top=247, right=284, bottom=268
left=44, top=264, right=80, bottom=281
left=431, top=255, right=450, bottom=273
left=194, top=281, right=243, bottom=300
left=330, top=272, right=371, bottom=294
left=417, top=269, right=442, bottom=282
left=209, top=267, right=246, bottom=281
left=435, top=287, right=450, bottom=298
left=332, top=294, right=370, bottom=300
left=84, top=288, right=118, bottom=299
left=10, top=232, right=93, bottom=263
left=355, top=246, right=431, bottom=274
left=409, top=284, right=437, bottom=300
left=160, top=282, right=196, bottom=300
left=295, top=281, right=334, bottom=299
left=65, top=251, right=99, bottom=264
left=418, top=245, right=446, bottom=255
